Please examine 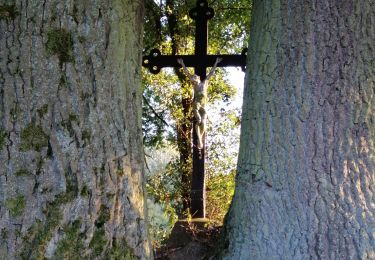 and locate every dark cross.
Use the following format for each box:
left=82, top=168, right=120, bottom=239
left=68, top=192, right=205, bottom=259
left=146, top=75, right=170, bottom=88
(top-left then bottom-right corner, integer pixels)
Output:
left=142, top=0, right=247, bottom=218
